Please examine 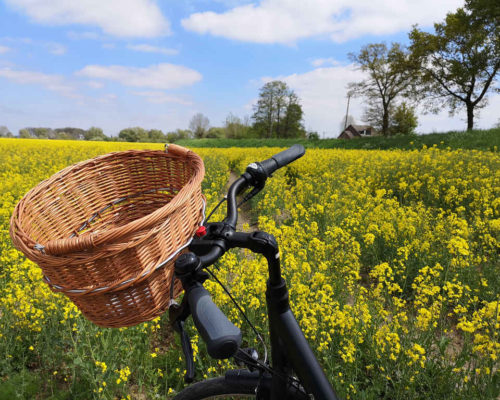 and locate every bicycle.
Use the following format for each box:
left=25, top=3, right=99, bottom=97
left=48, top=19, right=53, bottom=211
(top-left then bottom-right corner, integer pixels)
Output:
left=168, top=145, right=340, bottom=400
